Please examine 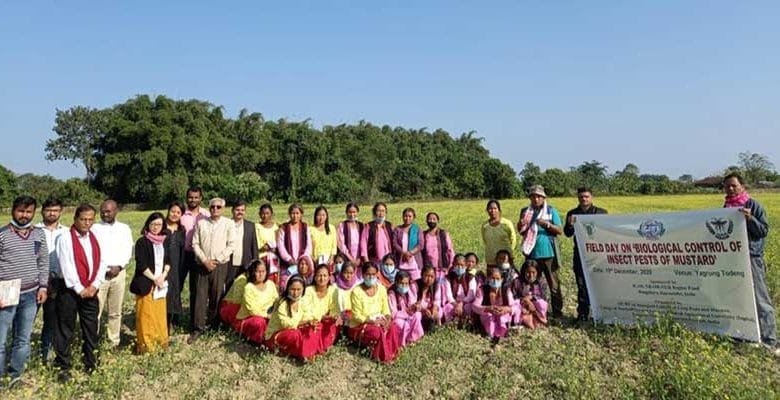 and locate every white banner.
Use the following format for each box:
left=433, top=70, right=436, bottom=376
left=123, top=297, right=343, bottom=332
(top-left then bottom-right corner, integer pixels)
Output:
left=574, top=208, right=760, bottom=342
